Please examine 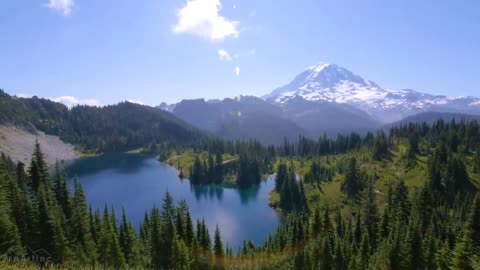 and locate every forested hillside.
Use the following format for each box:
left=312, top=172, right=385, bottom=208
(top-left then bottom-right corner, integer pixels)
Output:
left=156, top=118, right=480, bottom=269
left=0, top=90, right=204, bottom=152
